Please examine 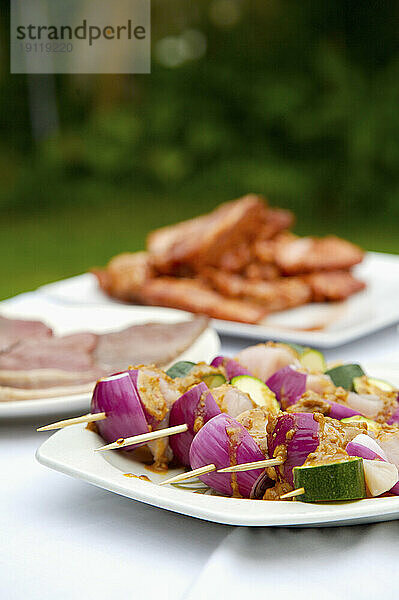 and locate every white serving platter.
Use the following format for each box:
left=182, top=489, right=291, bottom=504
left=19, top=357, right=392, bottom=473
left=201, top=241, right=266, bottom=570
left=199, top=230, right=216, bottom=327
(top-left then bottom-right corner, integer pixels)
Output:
left=36, top=363, right=399, bottom=528
left=0, top=296, right=220, bottom=418
left=38, top=252, right=399, bottom=348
